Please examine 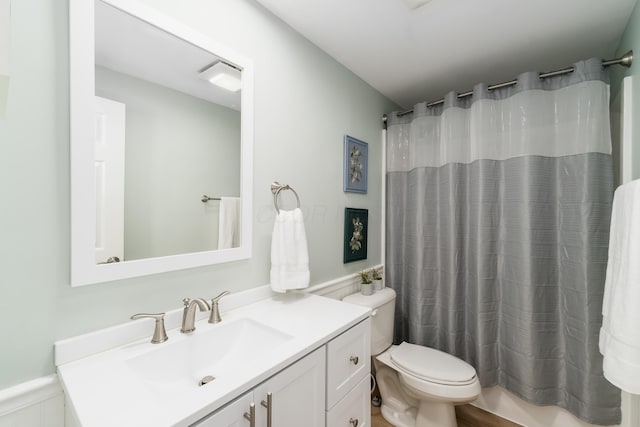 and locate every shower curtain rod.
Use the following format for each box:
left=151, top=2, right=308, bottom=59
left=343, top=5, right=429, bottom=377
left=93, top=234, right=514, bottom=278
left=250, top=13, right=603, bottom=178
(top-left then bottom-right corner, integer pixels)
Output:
left=382, top=50, right=633, bottom=124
